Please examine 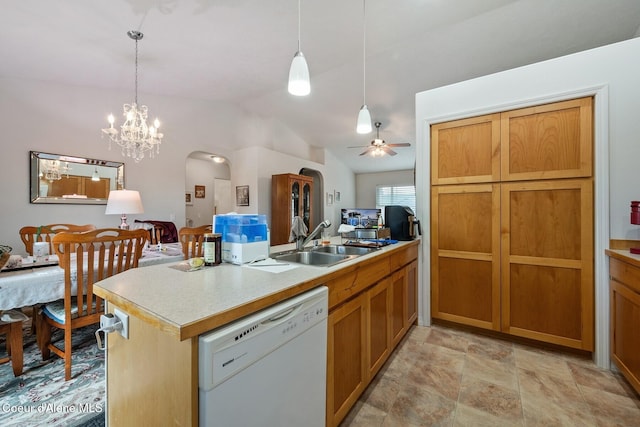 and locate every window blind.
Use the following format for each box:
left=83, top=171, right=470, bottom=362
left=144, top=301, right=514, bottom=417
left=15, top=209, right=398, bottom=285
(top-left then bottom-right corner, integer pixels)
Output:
left=376, top=185, right=416, bottom=215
